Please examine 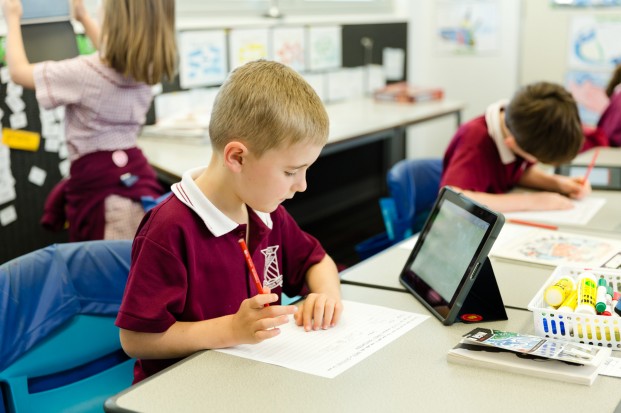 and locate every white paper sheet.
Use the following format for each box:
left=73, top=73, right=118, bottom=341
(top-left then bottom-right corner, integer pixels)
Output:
left=504, top=197, right=606, bottom=226
left=599, top=357, right=621, bottom=378
left=215, top=300, right=429, bottom=378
